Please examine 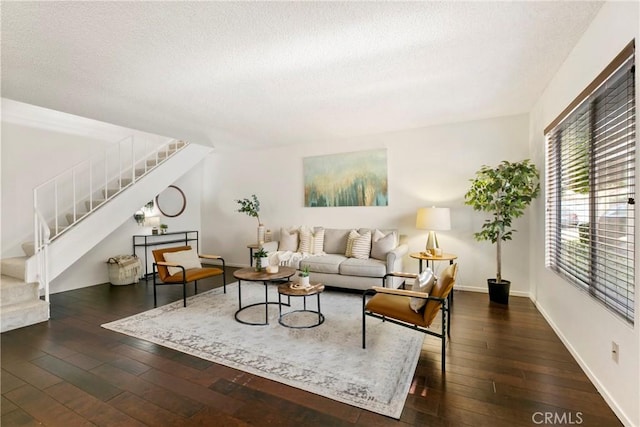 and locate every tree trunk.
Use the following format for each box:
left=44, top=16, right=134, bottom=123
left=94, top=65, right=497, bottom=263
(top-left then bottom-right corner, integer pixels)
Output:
left=496, top=234, right=502, bottom=283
